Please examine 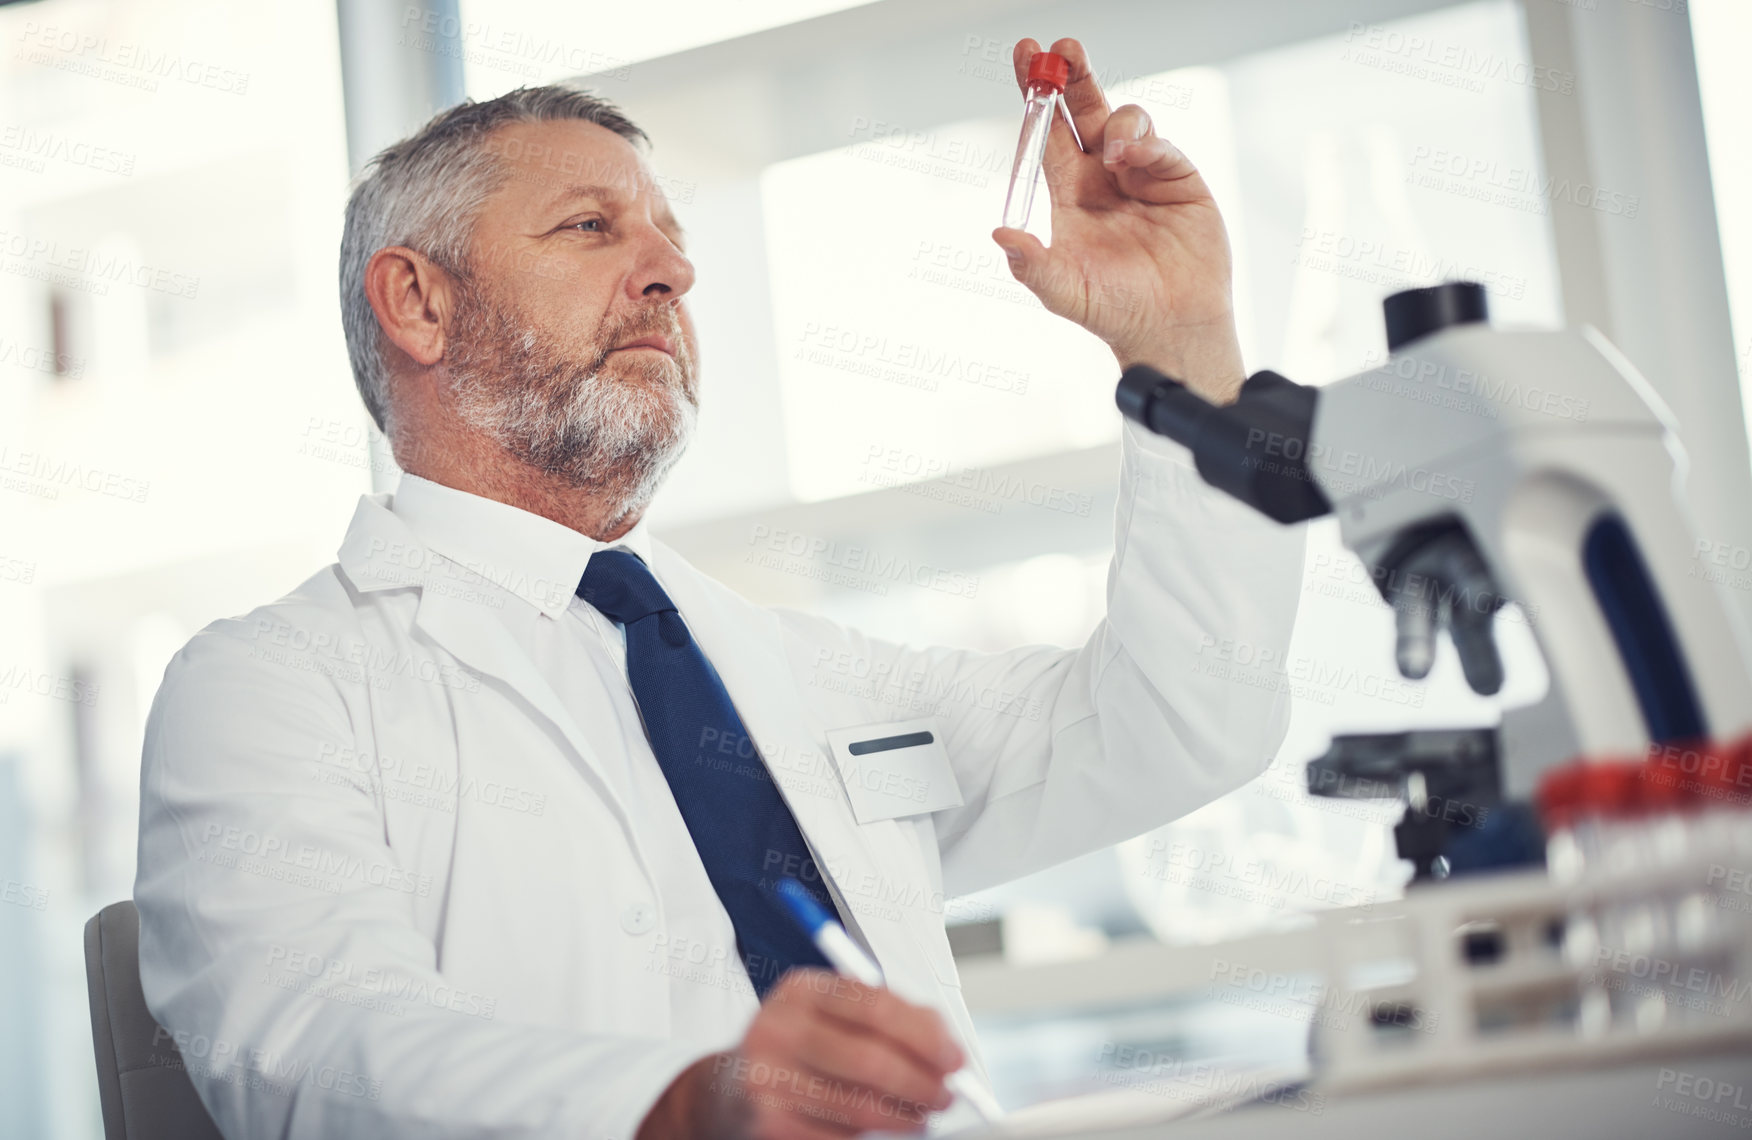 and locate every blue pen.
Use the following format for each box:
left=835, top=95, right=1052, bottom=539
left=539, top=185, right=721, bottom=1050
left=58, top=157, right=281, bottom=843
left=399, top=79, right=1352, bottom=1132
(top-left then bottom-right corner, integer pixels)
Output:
left=775, top=877, right=1004, bottom=1123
